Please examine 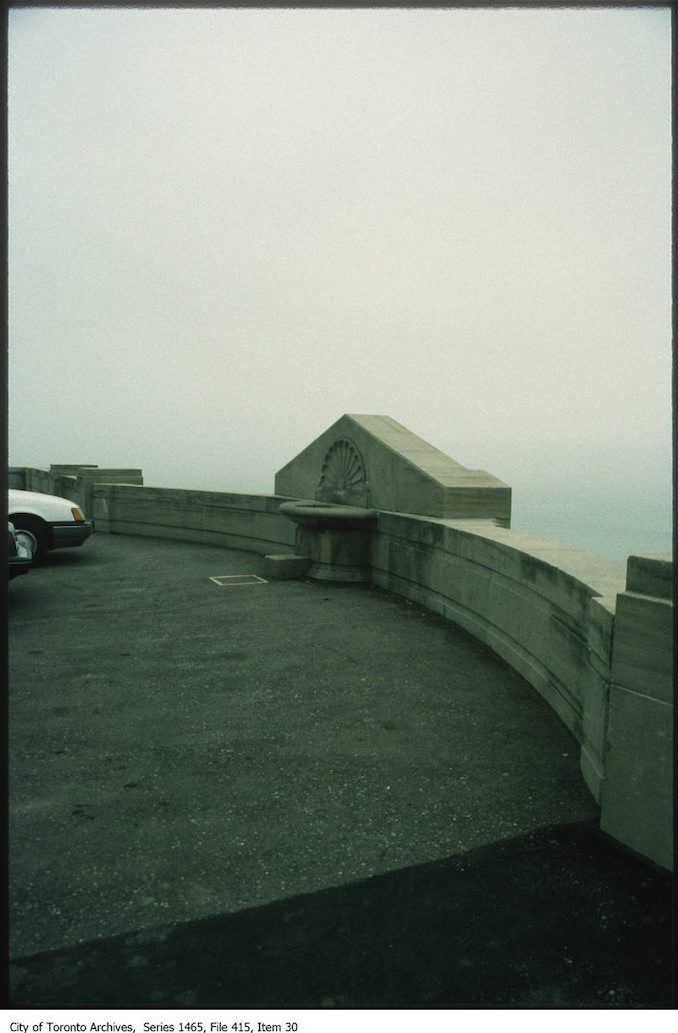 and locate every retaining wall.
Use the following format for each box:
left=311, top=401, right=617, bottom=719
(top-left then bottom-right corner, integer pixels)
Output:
left=10, top=466, right=672, bottom=870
